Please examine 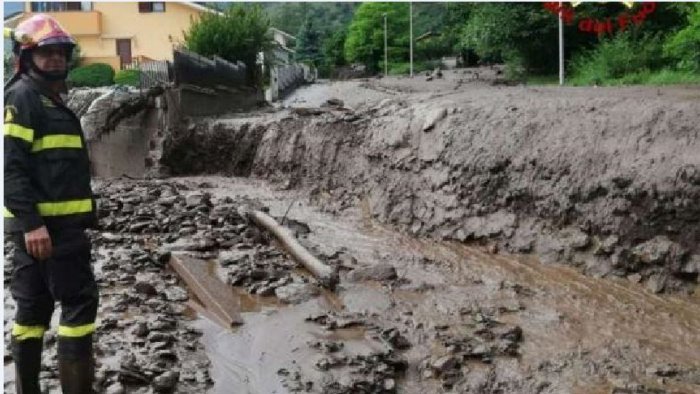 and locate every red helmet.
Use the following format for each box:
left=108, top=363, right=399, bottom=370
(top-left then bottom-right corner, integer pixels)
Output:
left=13, top=14, right=76, bottom=55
